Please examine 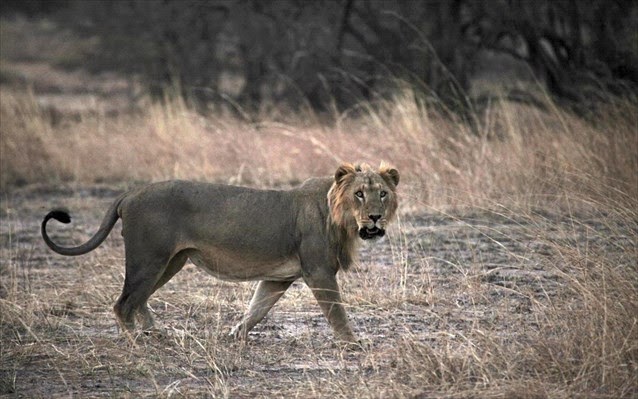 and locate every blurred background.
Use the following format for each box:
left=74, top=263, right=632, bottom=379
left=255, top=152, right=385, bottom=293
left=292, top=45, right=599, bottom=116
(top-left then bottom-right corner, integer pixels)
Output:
left=2, top=0, right=636, bottom=115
